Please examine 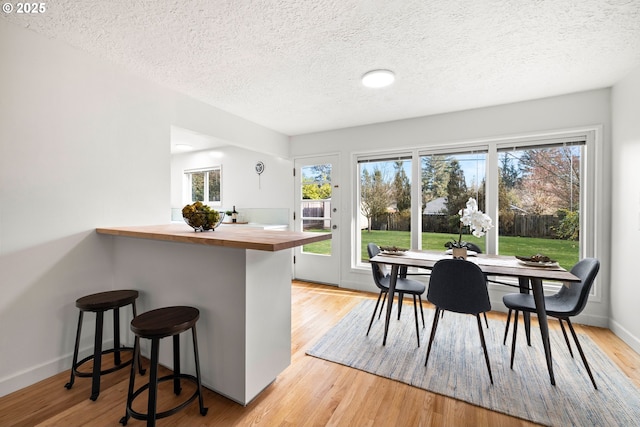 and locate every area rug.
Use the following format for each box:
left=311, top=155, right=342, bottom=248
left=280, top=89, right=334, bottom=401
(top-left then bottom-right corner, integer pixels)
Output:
left=306, top=300, right=640, bottom=426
